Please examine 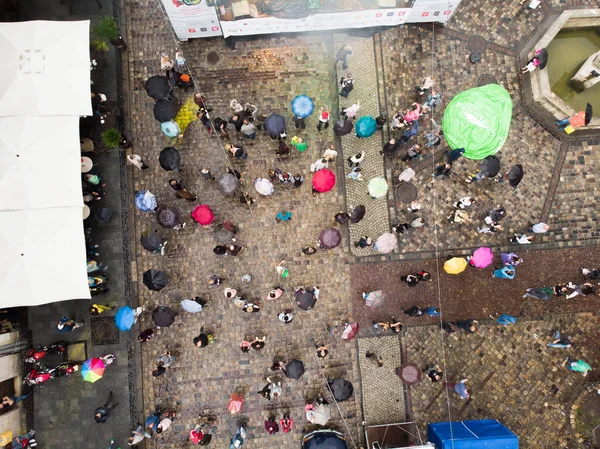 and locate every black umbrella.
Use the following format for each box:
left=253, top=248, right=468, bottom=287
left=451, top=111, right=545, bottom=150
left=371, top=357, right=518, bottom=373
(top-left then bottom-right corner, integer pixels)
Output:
left=264, top=113, right=286, bottom=136
left=143, top=269, right=168, bottom=291
left=140, top=231, right=162, bottom=252
left=159, top=147, right=181, bottom=171
left=214, top=225, right=234, bottom=243
left=508, top=164, right=524, bottom=188
left=328, top=378, right=353, bottom=402
left=318, top=227, right=342, bottom=249
left=537, top=48, right=548, bottom=70
left=585, top=103, right=593, bottom=126
left=333, top=119, right=353, bottom=136
left=284, top=359, right=305, bottom=380
left=152, top=306, right=177, bottom=327
left=480, top=155, right=500, bottom=178
left=154, top=99, right=177, bottom=122
left=296, top=289, right=316, bottom=311
left=157, top=207, right=178, bottom=228
left=350, top=205, right=365, bottom=224
left=145, top=75, right=171, bottom=101
left=216, top=173, right=240, bottom=196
